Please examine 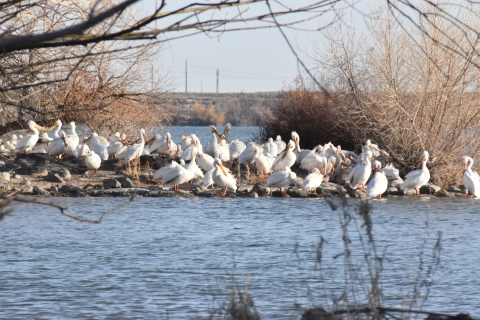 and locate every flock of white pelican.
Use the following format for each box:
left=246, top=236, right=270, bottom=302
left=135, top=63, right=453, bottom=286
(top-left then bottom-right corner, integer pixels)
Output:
left=1, top=121, right=479, bottom=198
